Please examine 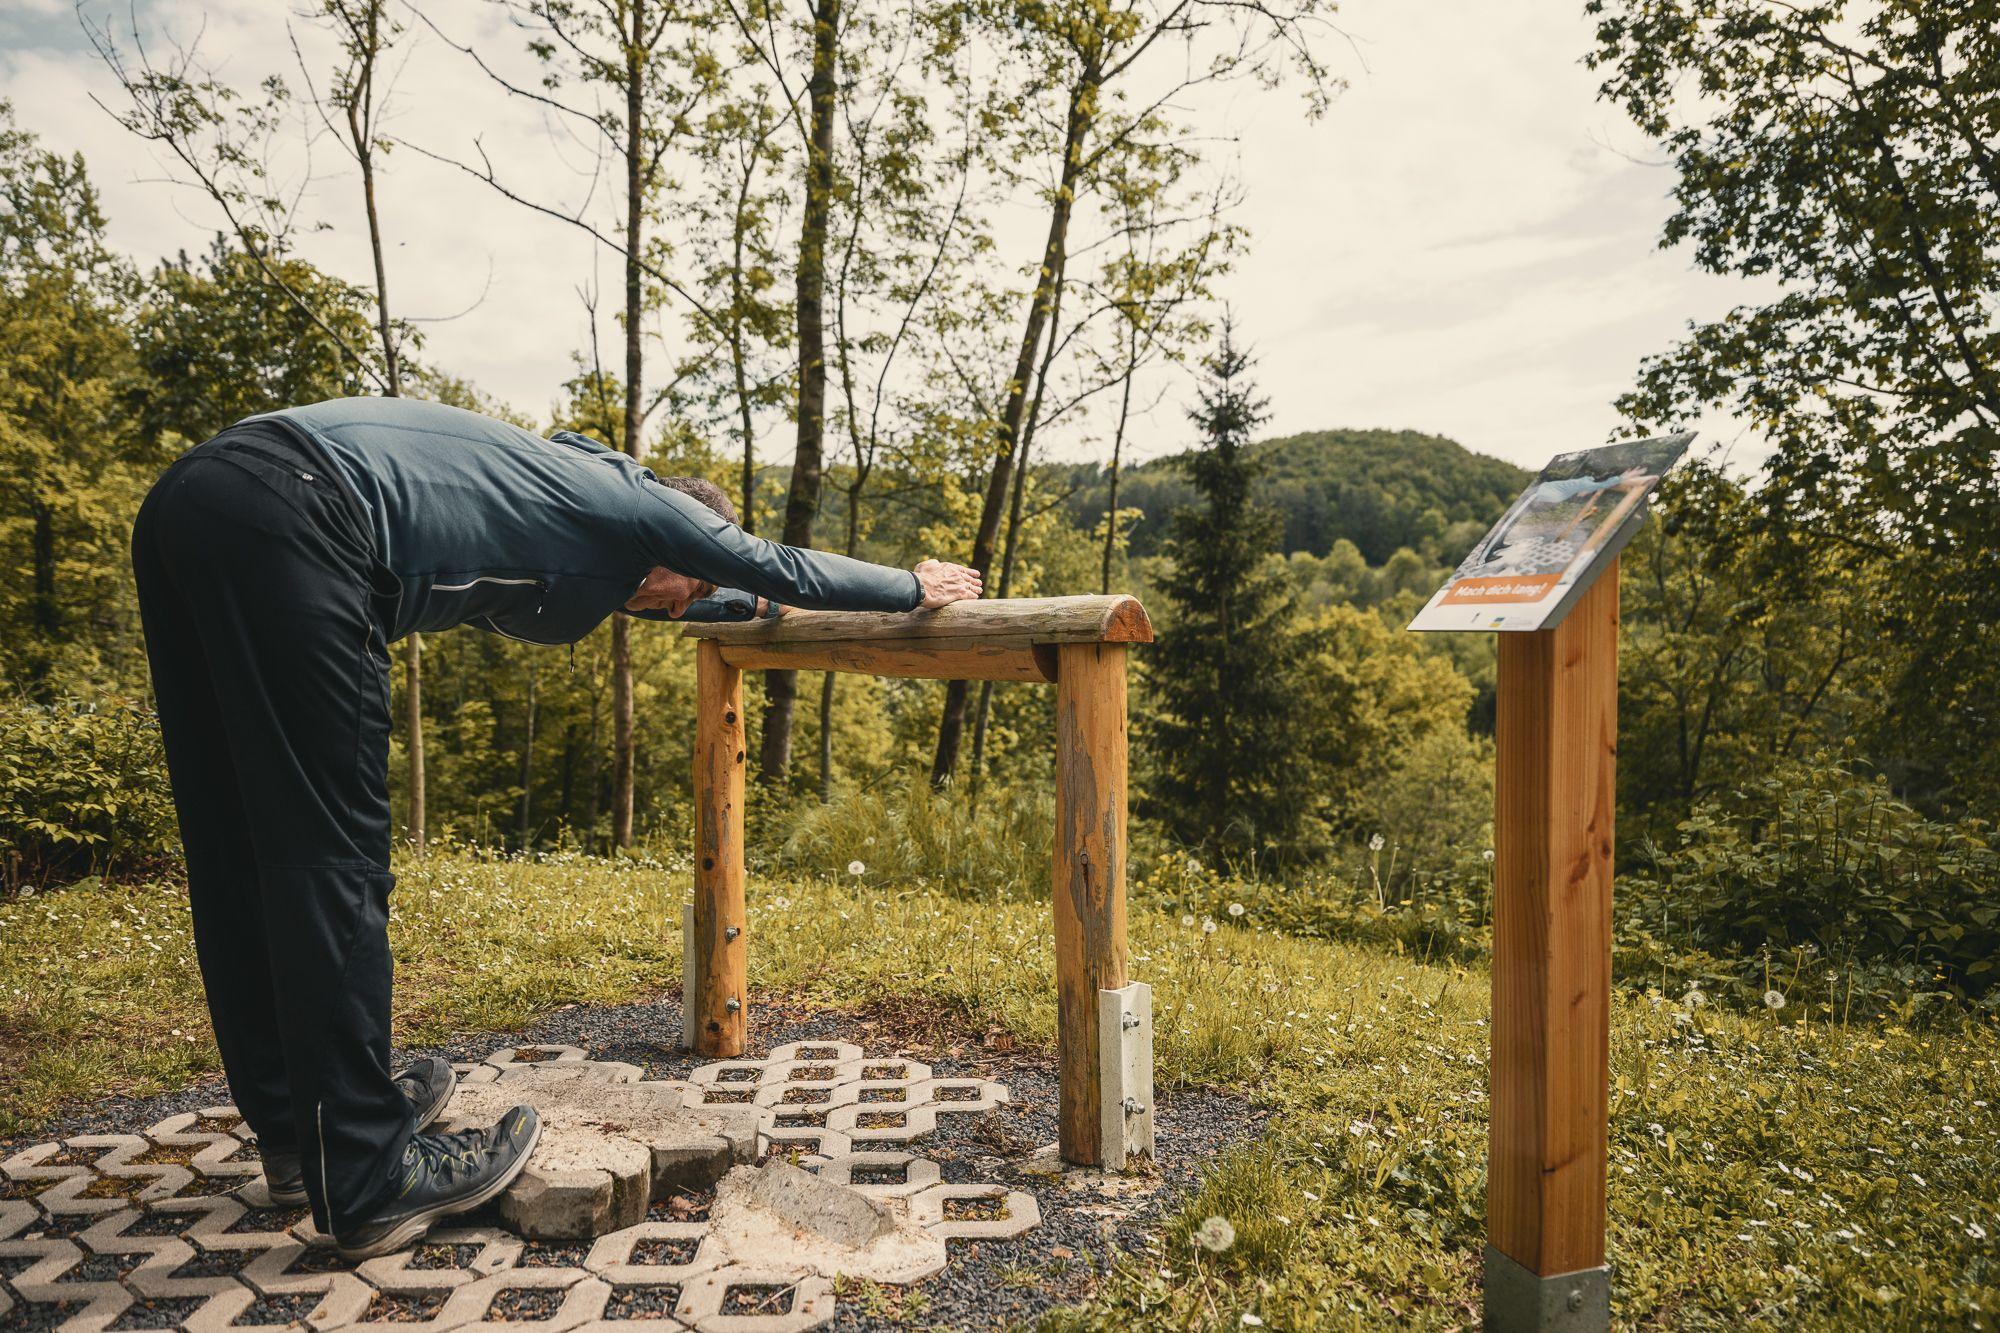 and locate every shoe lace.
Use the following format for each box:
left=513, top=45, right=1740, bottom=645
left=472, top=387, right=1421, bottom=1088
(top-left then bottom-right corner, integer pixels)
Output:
left=408, top=1128, right=488, bottom=1184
